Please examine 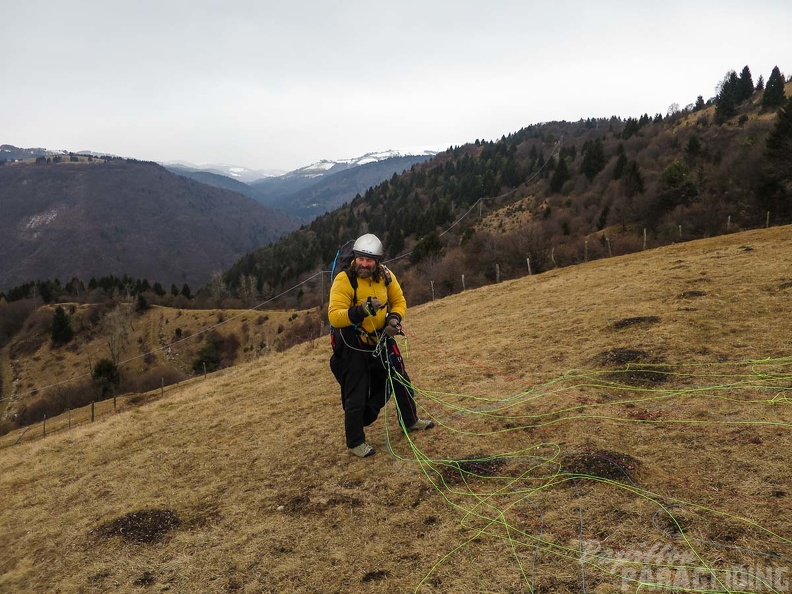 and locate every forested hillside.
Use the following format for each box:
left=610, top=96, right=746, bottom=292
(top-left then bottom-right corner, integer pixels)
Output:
left=0, top=158, right=301, bottom=292
left=224, top=66, right=791, bottom=308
